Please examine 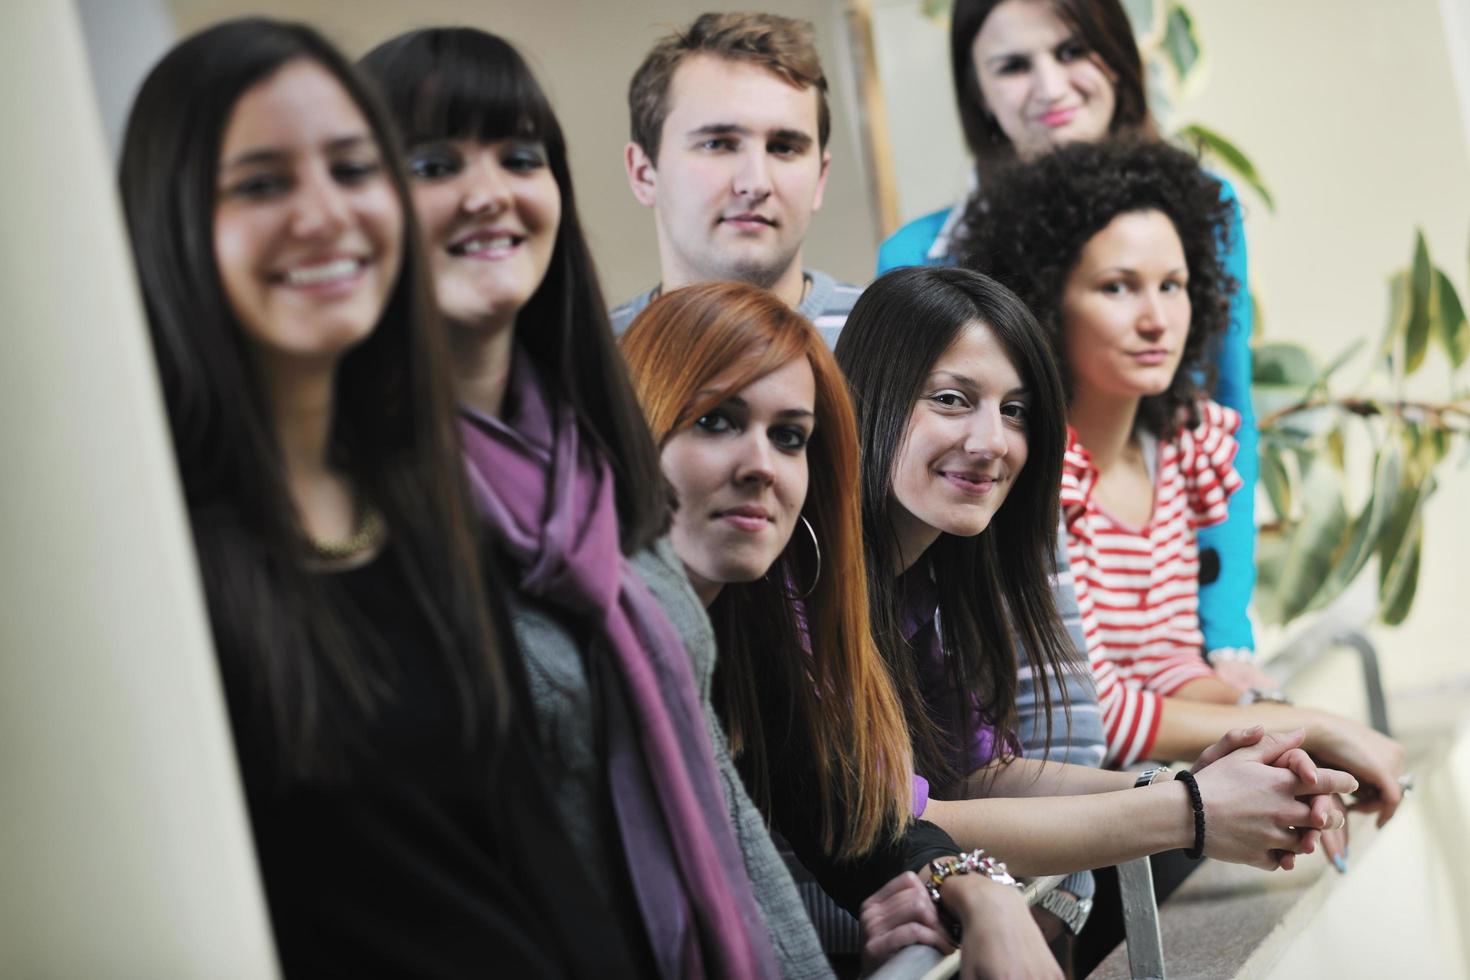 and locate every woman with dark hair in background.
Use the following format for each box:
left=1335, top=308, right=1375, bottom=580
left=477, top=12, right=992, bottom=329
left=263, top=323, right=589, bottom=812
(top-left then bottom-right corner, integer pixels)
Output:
left=878, top=0, right=1263, bottom=698
left=835, top=266, right=1357, bottom=971
left=118, top=18, right=613, bottom=976
left=623, top=280, right=1064, bottom=978
left=361, top=27, right=826, bottom=979
left=964, top=139, right=1406, bottom=855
